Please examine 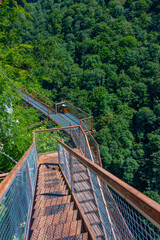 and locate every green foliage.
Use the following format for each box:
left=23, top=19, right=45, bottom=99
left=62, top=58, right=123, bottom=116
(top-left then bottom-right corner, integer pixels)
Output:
left=36, top=131, right=61, bottom=154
